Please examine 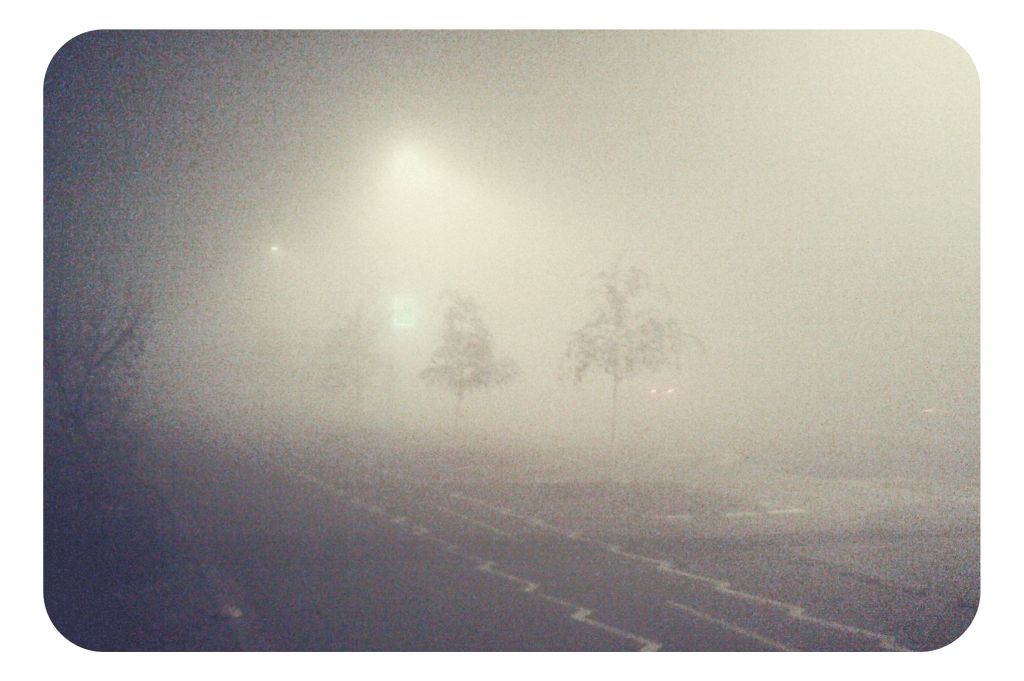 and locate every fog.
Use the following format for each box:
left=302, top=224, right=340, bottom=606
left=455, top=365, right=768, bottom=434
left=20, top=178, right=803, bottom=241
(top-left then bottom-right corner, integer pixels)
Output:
left=45, top=30, right=978, bottom=481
